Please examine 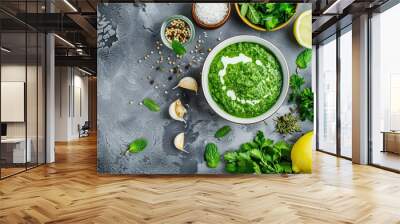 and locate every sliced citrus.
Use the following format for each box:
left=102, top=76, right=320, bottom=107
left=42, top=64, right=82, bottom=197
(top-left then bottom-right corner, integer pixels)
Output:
left=294, top=10, right=312, bottom=49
